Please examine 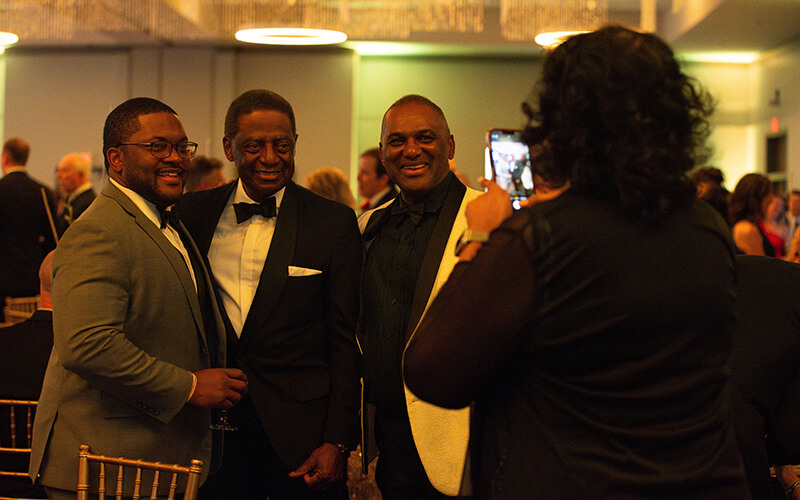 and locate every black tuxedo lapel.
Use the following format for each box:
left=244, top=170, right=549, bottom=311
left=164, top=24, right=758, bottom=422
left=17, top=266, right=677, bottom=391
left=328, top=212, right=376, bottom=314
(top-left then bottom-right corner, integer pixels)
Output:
left=362, top=200, right=396, bottom=252
left=405, top=179, right=466, bottom=340
left=174, top=218, right=226, bottom=369
left=177, top=181, right=243, bottom=358
left=187, top=182, right=237, bottom=256
left=240, top=182, right=299, bottom=337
